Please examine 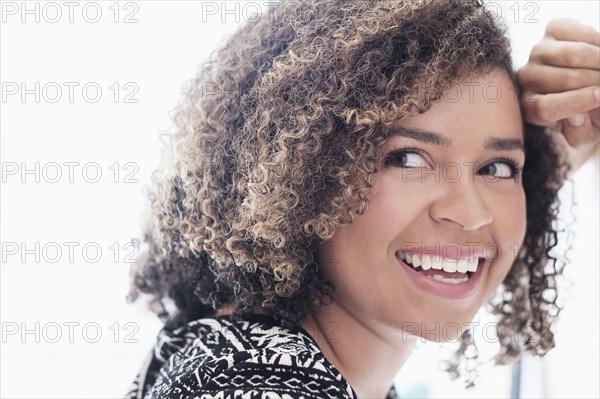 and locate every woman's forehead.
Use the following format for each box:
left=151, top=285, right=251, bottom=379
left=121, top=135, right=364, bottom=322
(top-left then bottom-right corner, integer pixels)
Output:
left=380, top=70, right=524, bottom=145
